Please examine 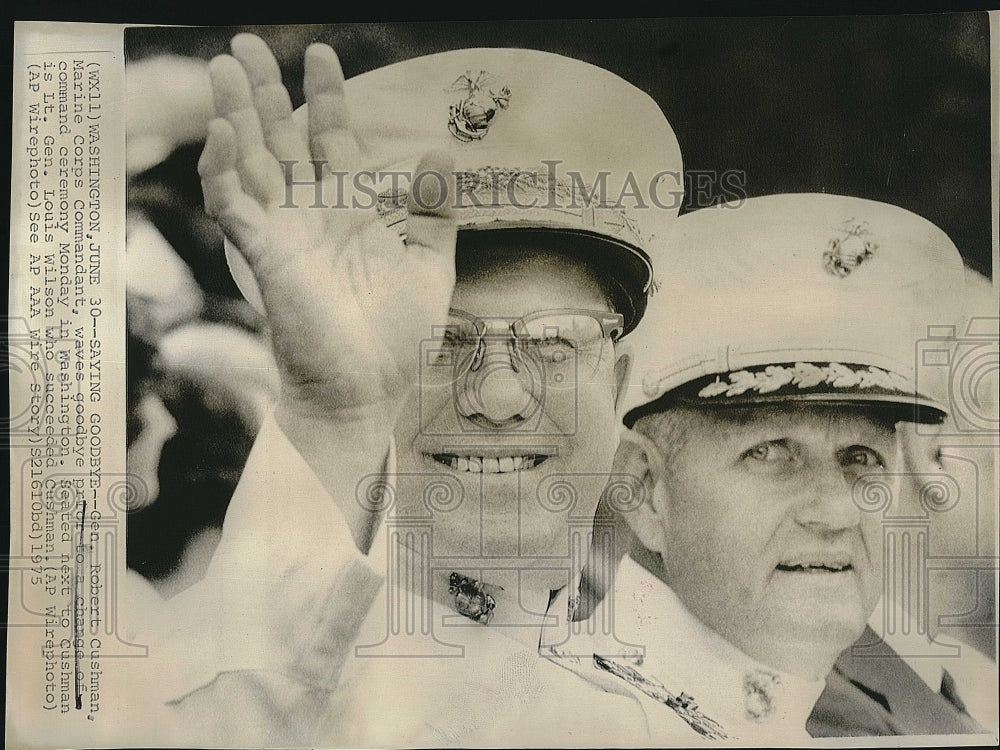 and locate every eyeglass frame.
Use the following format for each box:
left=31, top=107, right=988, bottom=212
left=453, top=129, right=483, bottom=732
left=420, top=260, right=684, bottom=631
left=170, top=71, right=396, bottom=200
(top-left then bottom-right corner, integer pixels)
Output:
left=434, top=307, right=625, bottom=378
